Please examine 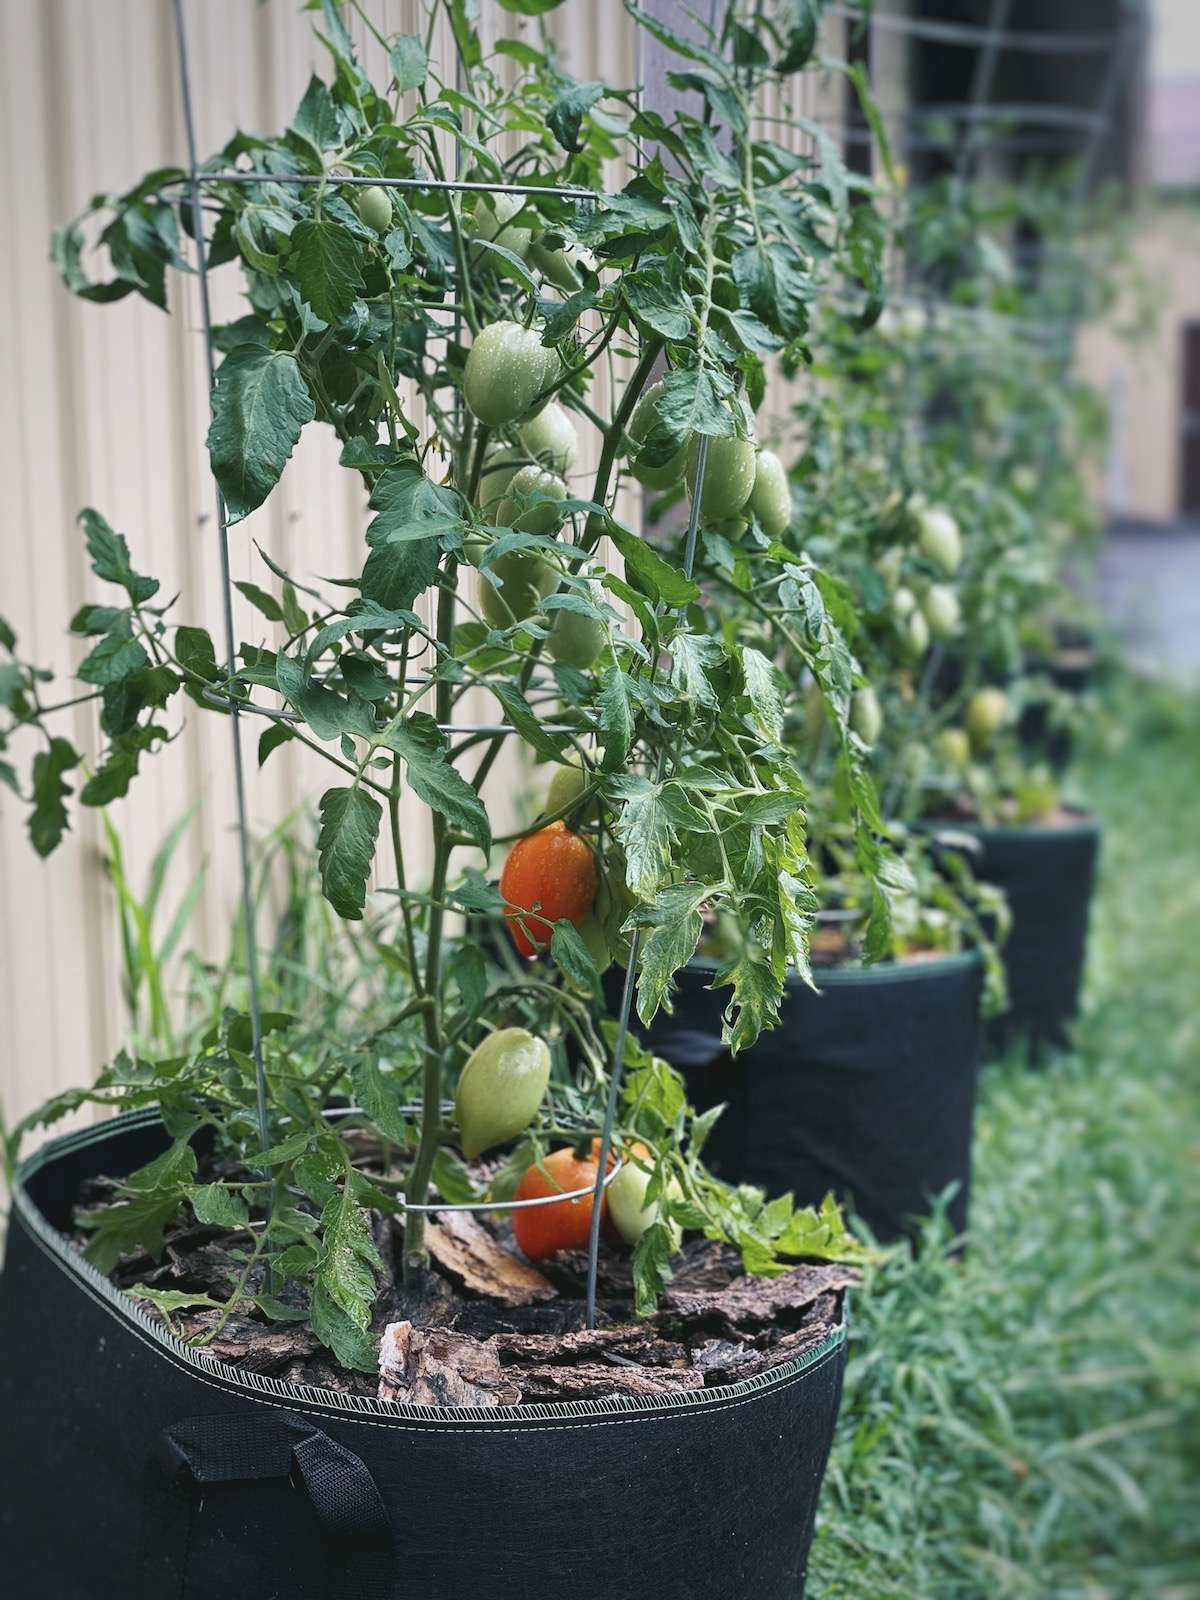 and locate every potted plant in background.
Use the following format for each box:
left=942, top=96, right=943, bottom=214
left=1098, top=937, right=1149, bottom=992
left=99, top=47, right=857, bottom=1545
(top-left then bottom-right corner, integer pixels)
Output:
left=0, top=4, right=886, bottom=1597
left=627, top=282, right=1009, bottom=1241
left=790, top=169, right=1116, bottom=1060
